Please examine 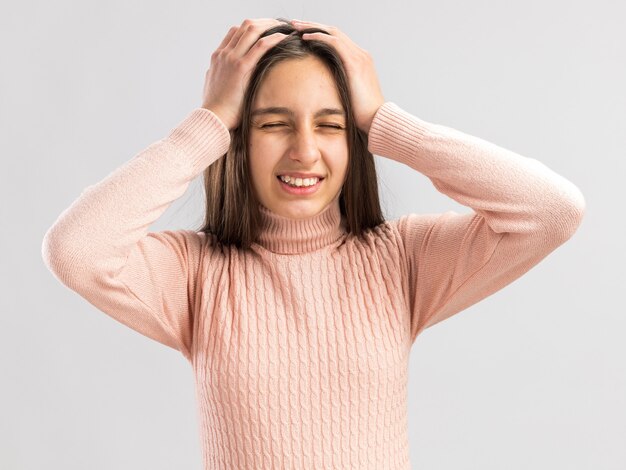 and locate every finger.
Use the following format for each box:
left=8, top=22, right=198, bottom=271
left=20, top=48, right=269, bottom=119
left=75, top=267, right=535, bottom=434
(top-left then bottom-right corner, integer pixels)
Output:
left=231, top=19, right=285, bottom=55
left=234, top=18, right=284, bottom=40
left=299, top=25, right=360, bottom=56
left=216, top=25, right=238, bottom=50
left=291, top=19, right=337, bottom=35
left=300, top=31, right=351, bottom=54
left=291, top=19, right=330, bottom=28
left=291, top=20, right=355, bottom=47
left=300, top=31, right=337, bottom=41
left=244, top=32, right=288, bottom=63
